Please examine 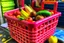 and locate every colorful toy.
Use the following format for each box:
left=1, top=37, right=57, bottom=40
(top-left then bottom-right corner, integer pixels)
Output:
left=54, top=29, right=64, bottom=42
left=17, top=15, right=24, bottom=20
left=36, top=15, right=44, bottom=20
left=25, top=5, right=33, bottom=15
left=49, top=36, right=58, bottom=43
left=26, top=17, right=33, bottom=22
left=50, top=11, right=54, bottom=15
left=30, top=12, right=36, bottom=17
left=25, top=5, right=37, bottom=17
left=37, top=10, right=52, bottom=16
left=4, top=0, right=61, bottom=43
left=20, top=9, right=29, bottom=19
